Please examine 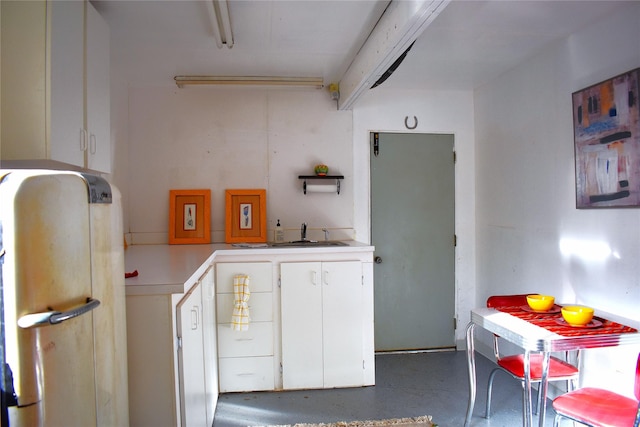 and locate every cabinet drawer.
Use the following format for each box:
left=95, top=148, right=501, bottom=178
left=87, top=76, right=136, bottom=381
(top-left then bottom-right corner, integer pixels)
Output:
left=218, top=356, right=274, bottom=393
left=216, top=262, right=272, bottom=293
left=217, top=292, right=272, bottom=323
left=217, top=322, right=273, bottom=358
